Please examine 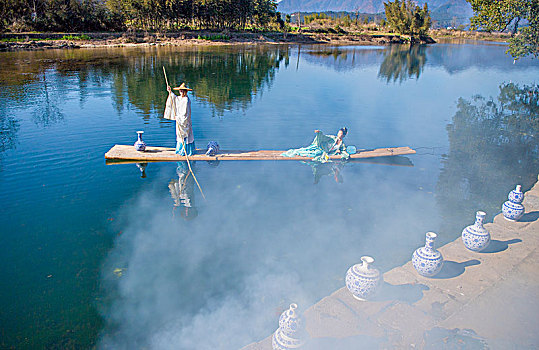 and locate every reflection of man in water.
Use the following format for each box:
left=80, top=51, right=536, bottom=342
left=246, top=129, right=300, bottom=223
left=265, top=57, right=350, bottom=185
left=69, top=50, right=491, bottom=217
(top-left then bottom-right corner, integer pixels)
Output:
left=169, top=162, right=198, bottom=220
